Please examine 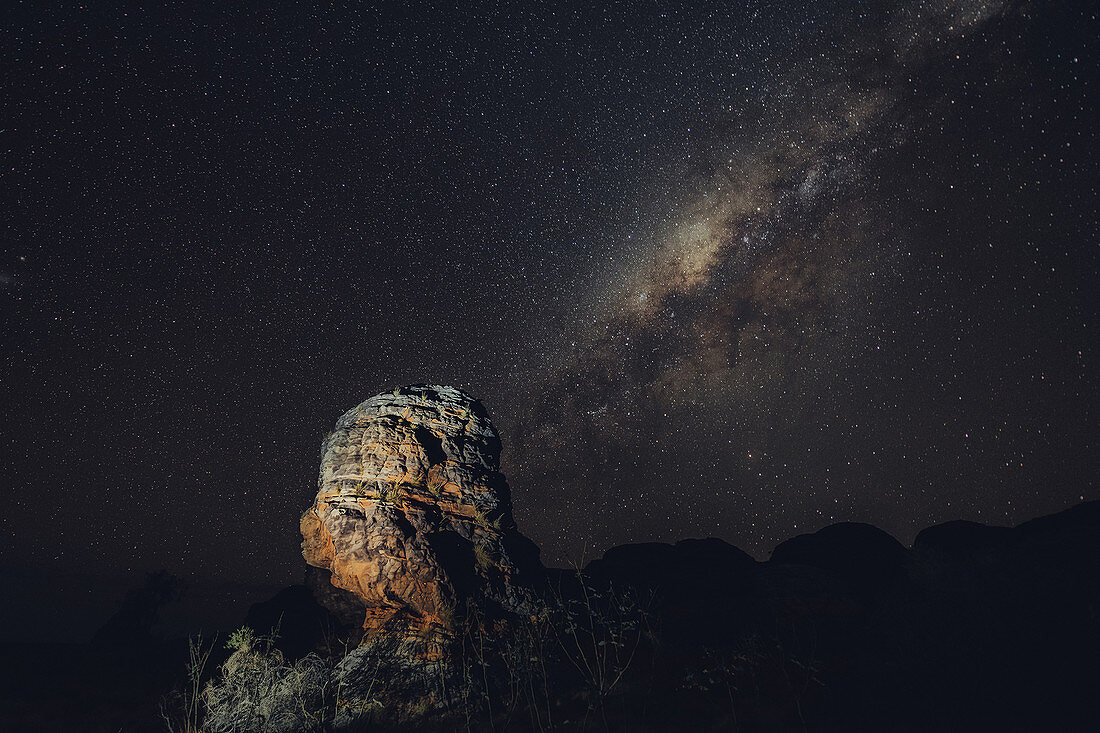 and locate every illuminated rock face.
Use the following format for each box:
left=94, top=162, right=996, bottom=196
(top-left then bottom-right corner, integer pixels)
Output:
left=301, top=385, right=538, bottom=640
